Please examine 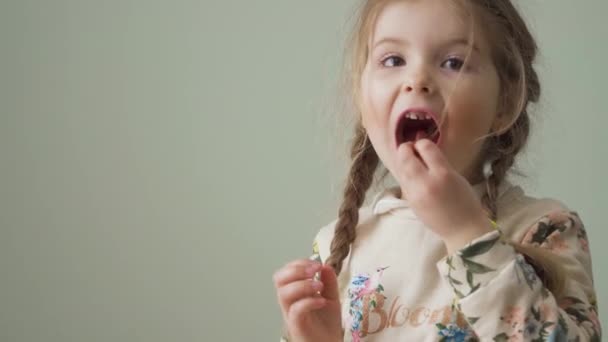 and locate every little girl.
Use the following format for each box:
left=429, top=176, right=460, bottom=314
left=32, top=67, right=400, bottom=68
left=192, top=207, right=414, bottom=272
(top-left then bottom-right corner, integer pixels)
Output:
left=273, top=0, right=601, bottom=341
